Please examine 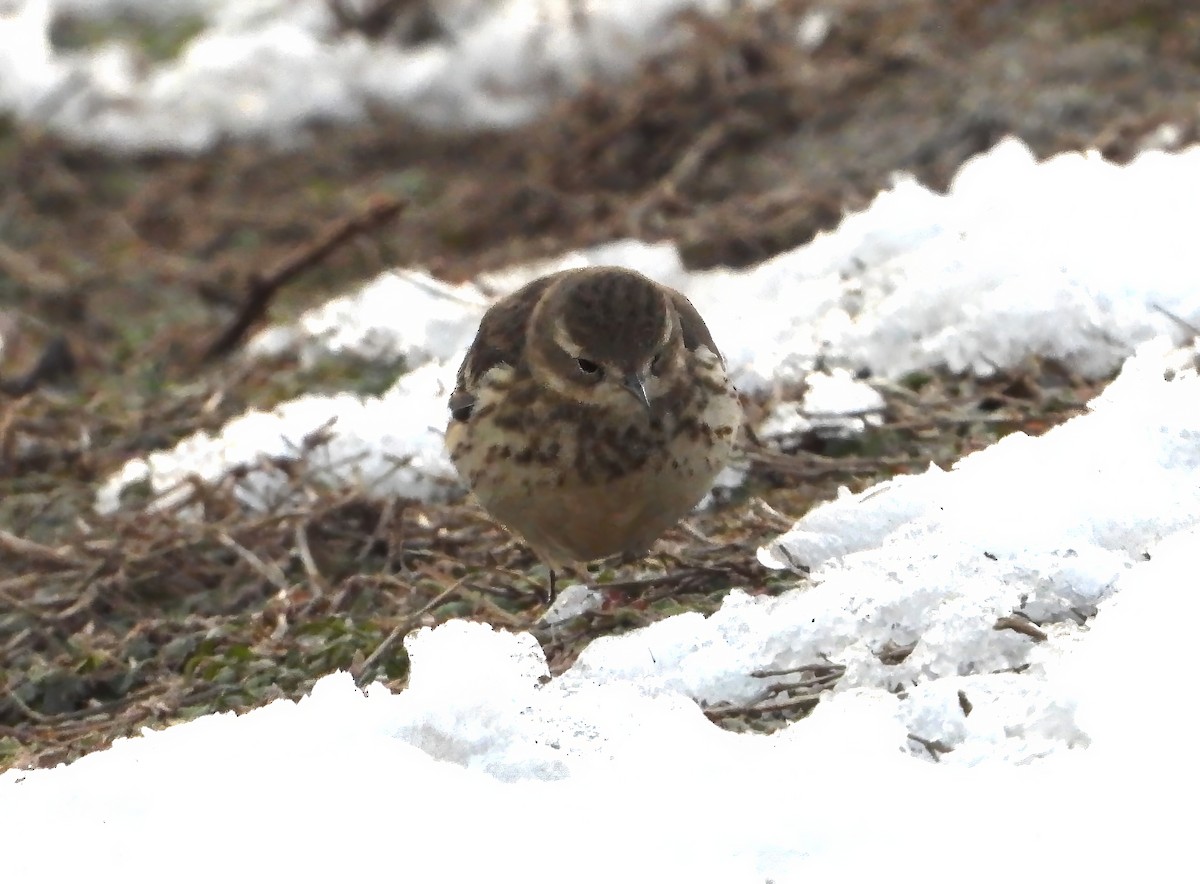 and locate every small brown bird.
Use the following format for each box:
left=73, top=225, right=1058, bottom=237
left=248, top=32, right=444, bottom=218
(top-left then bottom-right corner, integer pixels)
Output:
left=446, top=266, right=742, bottom=600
